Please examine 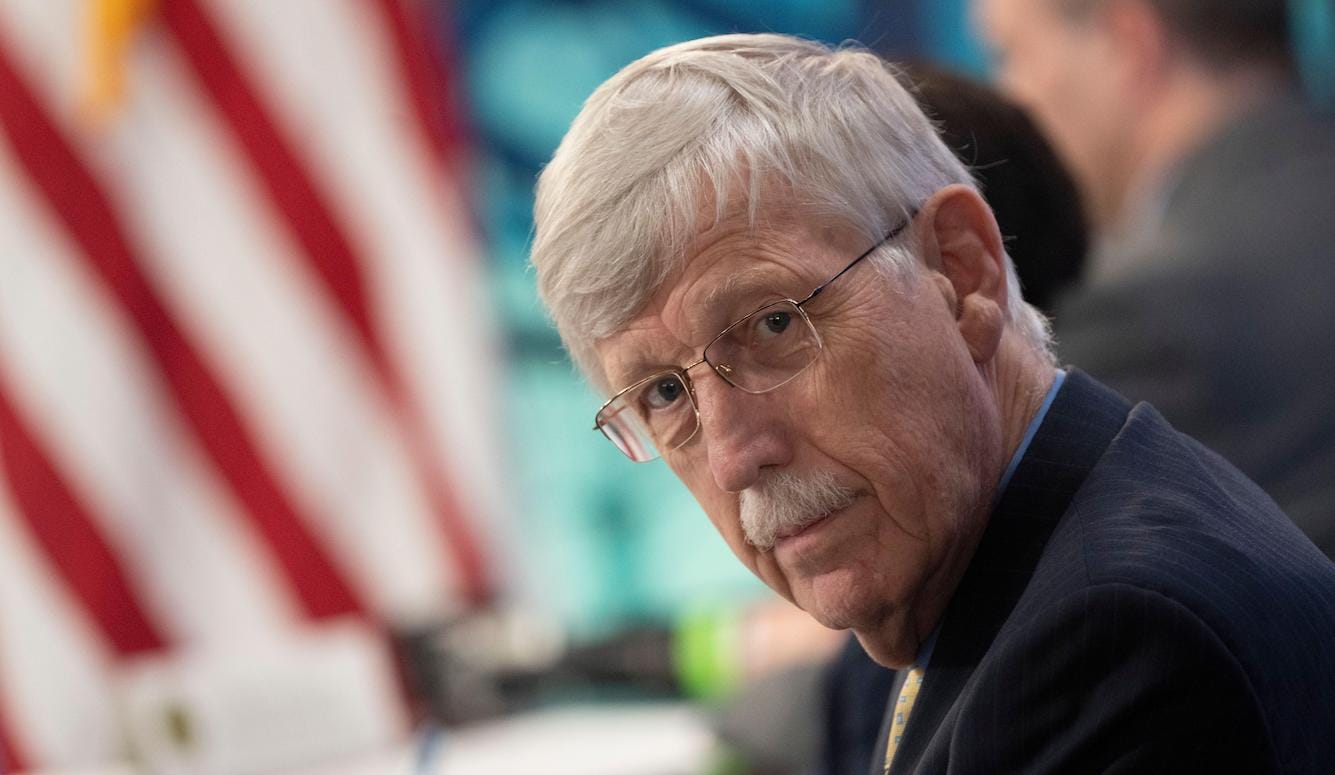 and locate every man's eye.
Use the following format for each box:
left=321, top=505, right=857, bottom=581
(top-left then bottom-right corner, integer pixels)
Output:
left=643, top=376, right=685, bottom=410
left=758, top=310, right=792, bottom=337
